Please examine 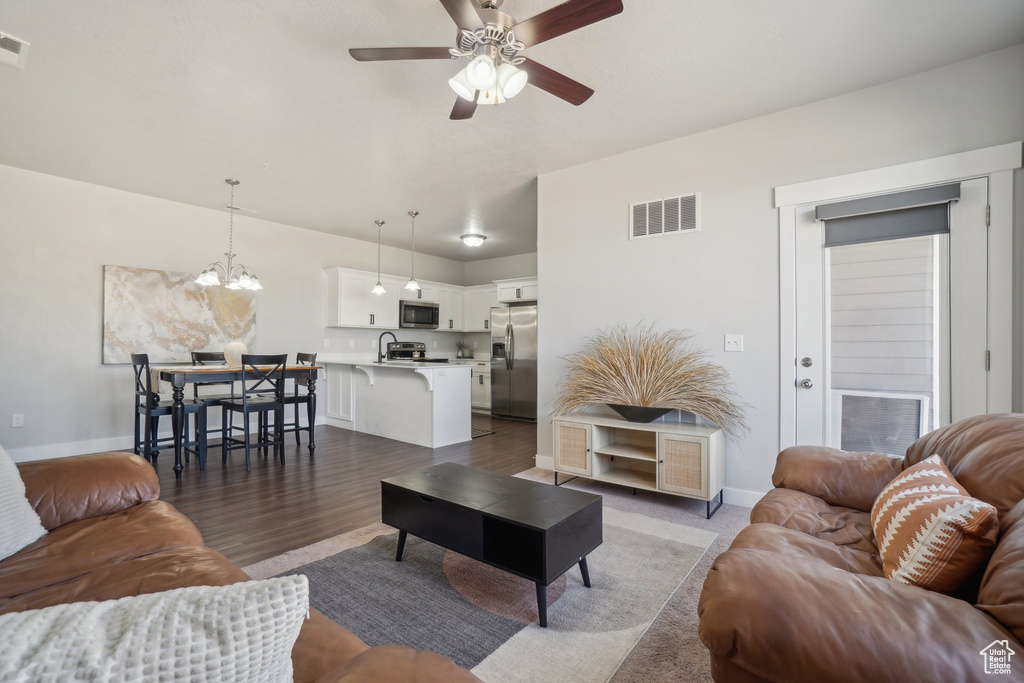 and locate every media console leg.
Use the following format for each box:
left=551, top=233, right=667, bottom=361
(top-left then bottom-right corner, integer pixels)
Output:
left=395, top=530, right=407, bottom=562
left=536, top=582, right=547, bottom=628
